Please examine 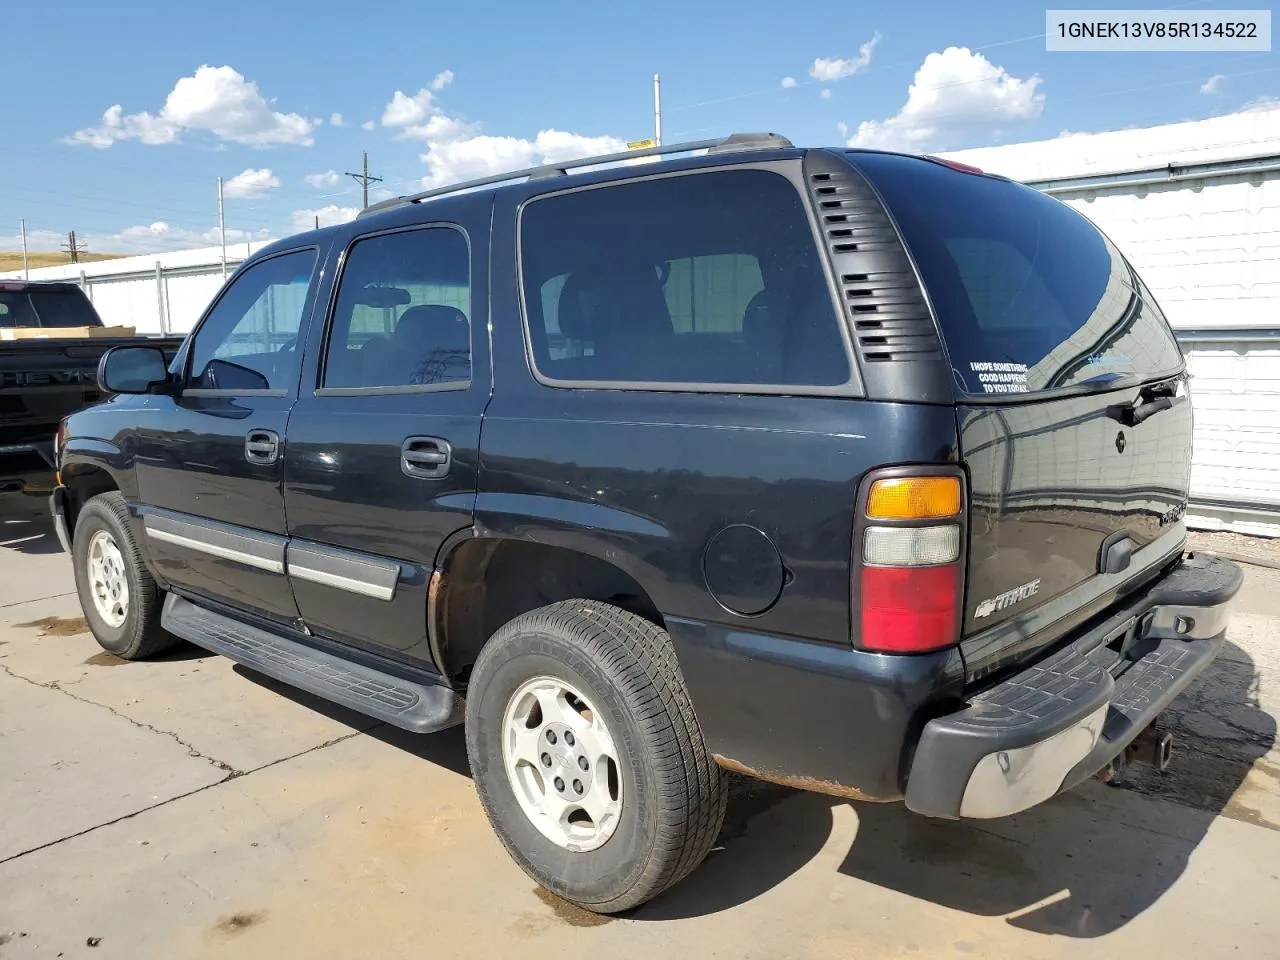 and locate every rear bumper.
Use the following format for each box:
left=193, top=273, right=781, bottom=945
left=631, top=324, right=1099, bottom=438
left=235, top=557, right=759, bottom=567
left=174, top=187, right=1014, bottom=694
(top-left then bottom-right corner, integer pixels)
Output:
left=904, top=553, right=1241, bottom=819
